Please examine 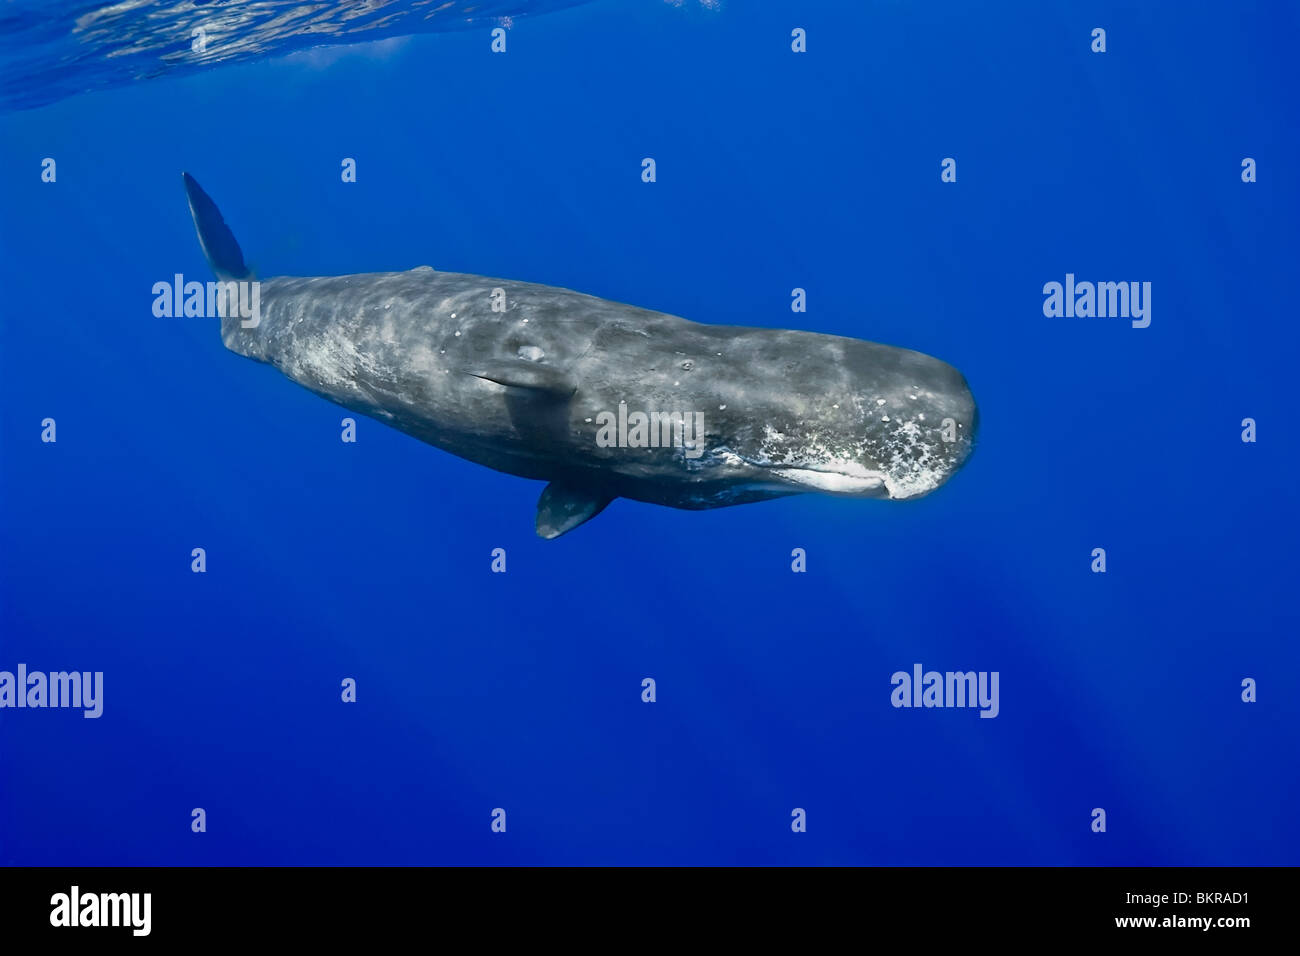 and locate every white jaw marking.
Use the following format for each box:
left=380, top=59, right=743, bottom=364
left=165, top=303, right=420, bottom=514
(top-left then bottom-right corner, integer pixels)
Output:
left=769, top=466, right=888, bottom=497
